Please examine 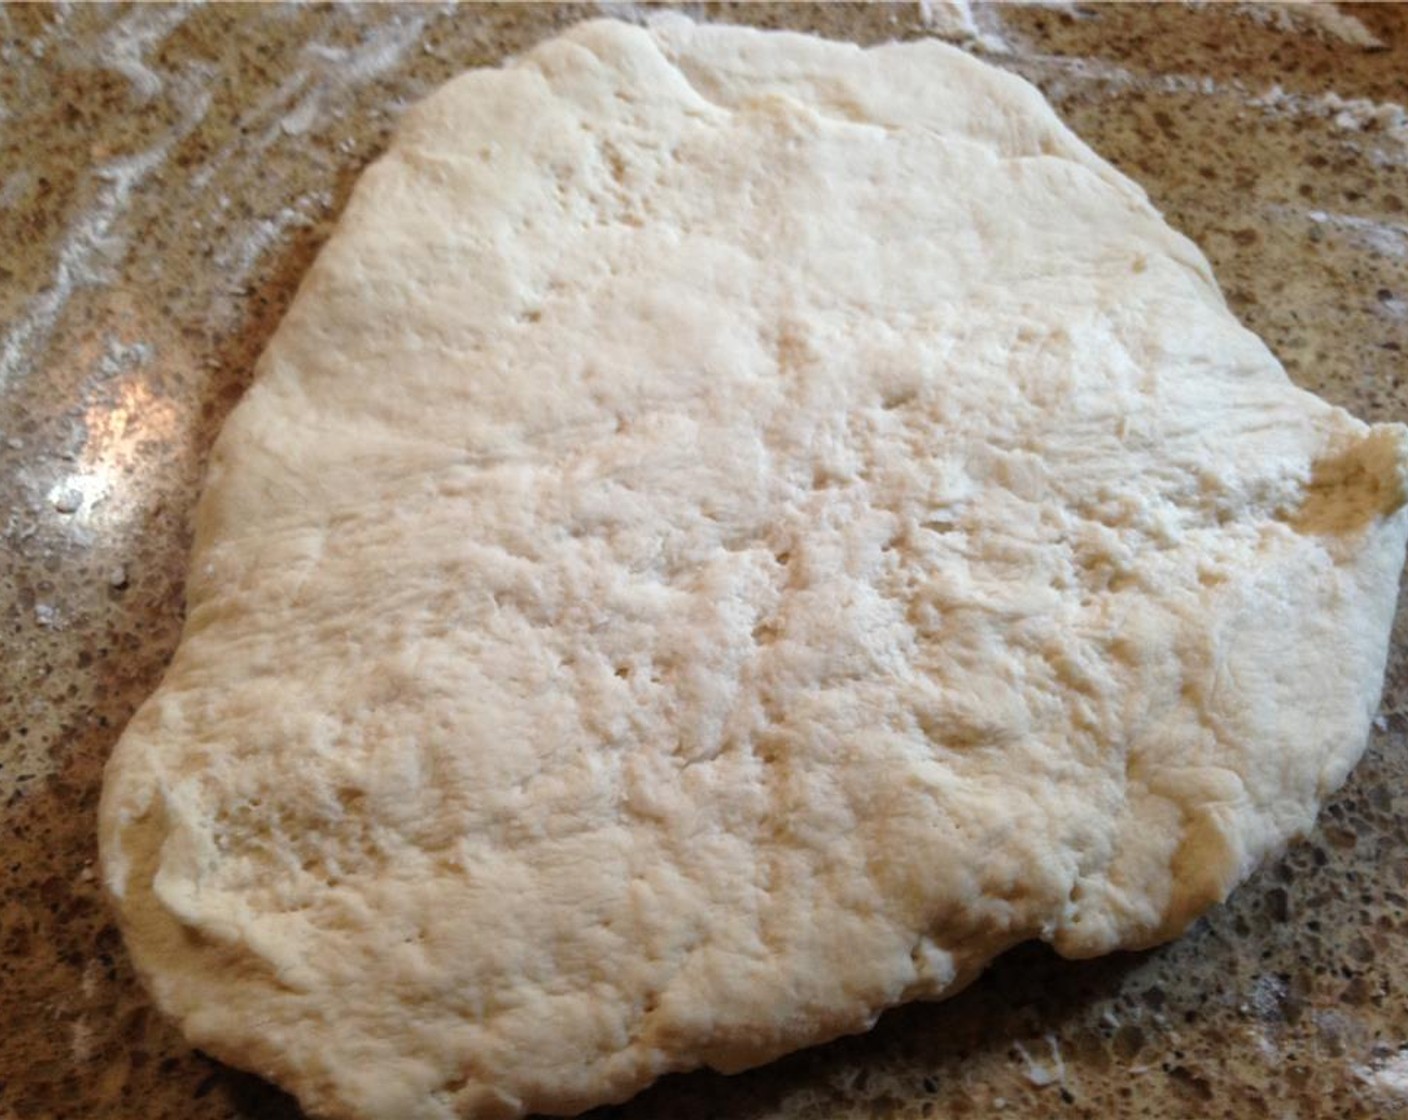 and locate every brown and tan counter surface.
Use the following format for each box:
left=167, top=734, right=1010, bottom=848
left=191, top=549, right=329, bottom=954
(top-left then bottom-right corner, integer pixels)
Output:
left=3, top=3, right=1408, bottom=1118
